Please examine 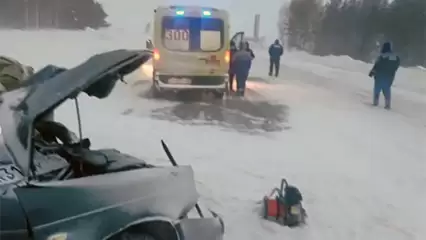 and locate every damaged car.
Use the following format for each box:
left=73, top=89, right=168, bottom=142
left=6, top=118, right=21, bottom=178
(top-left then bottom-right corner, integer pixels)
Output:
left=0, top=49, right=224, bottom=240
